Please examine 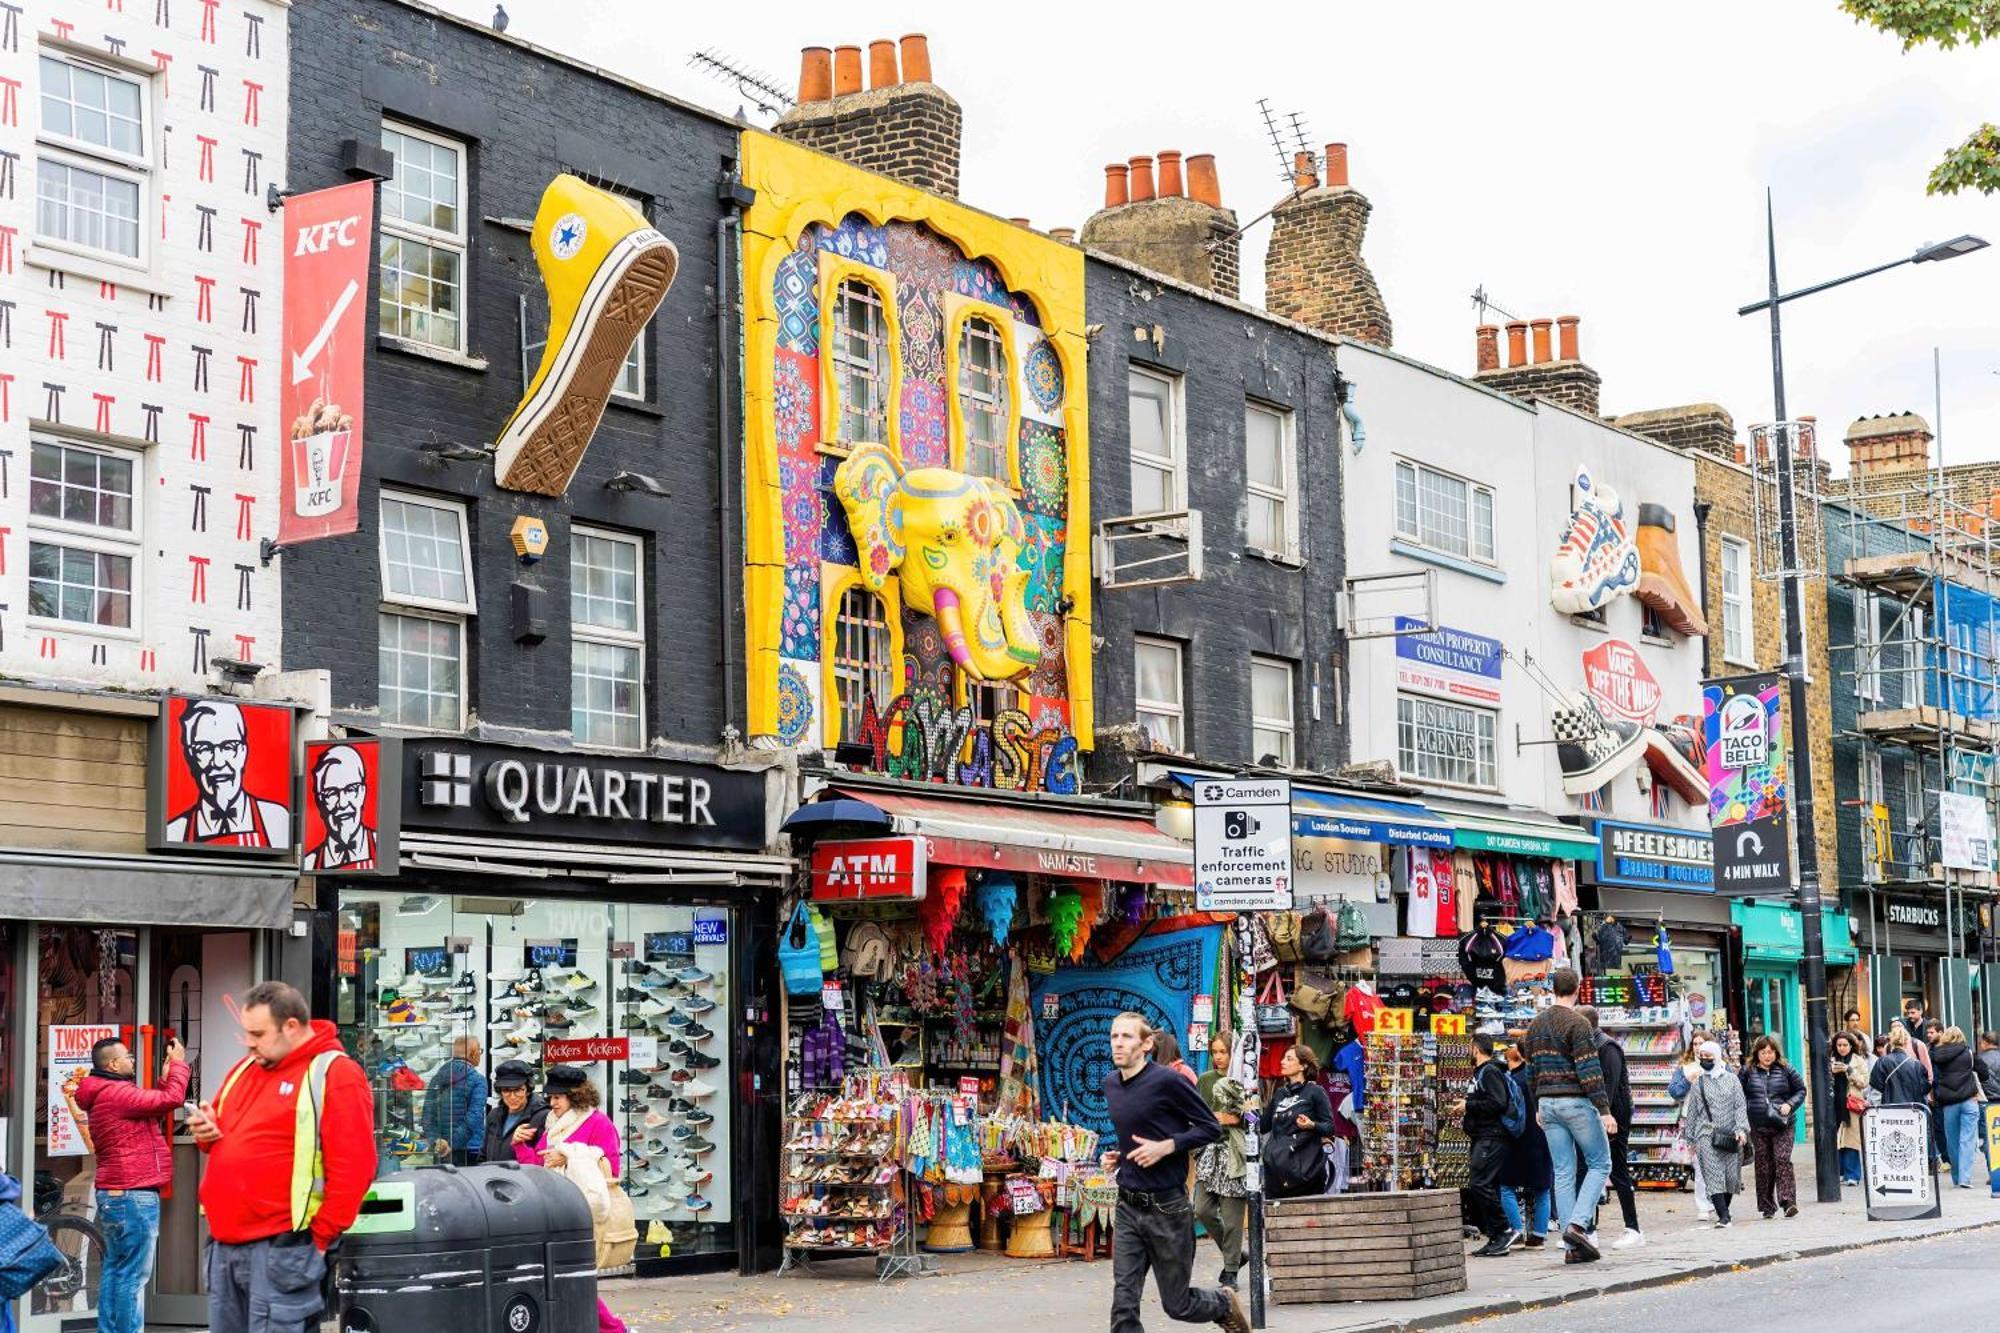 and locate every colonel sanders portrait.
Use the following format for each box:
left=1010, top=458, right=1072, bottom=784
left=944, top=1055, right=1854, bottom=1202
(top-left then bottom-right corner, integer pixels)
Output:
left=164, top=699, right=292, bottom=847
left=303, top=743, right=377, bottom=871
